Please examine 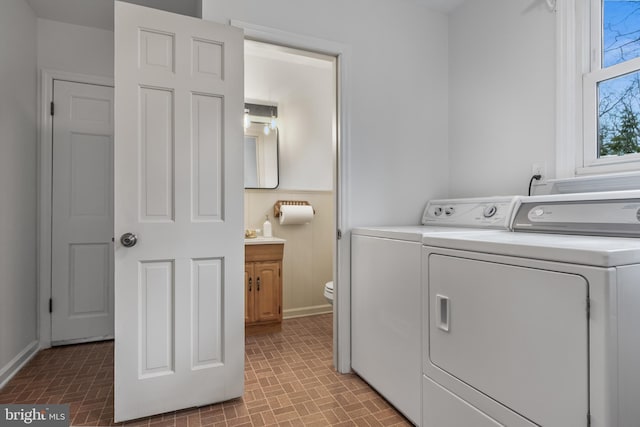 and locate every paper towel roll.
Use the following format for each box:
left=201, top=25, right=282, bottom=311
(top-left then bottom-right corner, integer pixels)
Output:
left=279, top=205, right=314, bottom=225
